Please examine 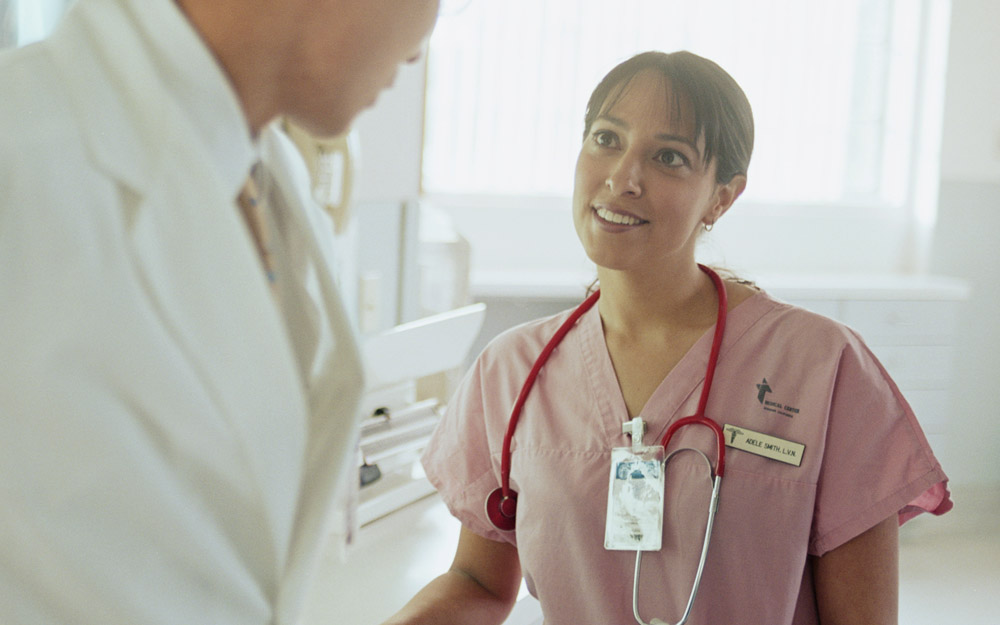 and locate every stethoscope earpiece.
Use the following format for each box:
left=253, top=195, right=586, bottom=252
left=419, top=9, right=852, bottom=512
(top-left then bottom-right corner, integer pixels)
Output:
left=485, top=487, right=518, bottom=531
